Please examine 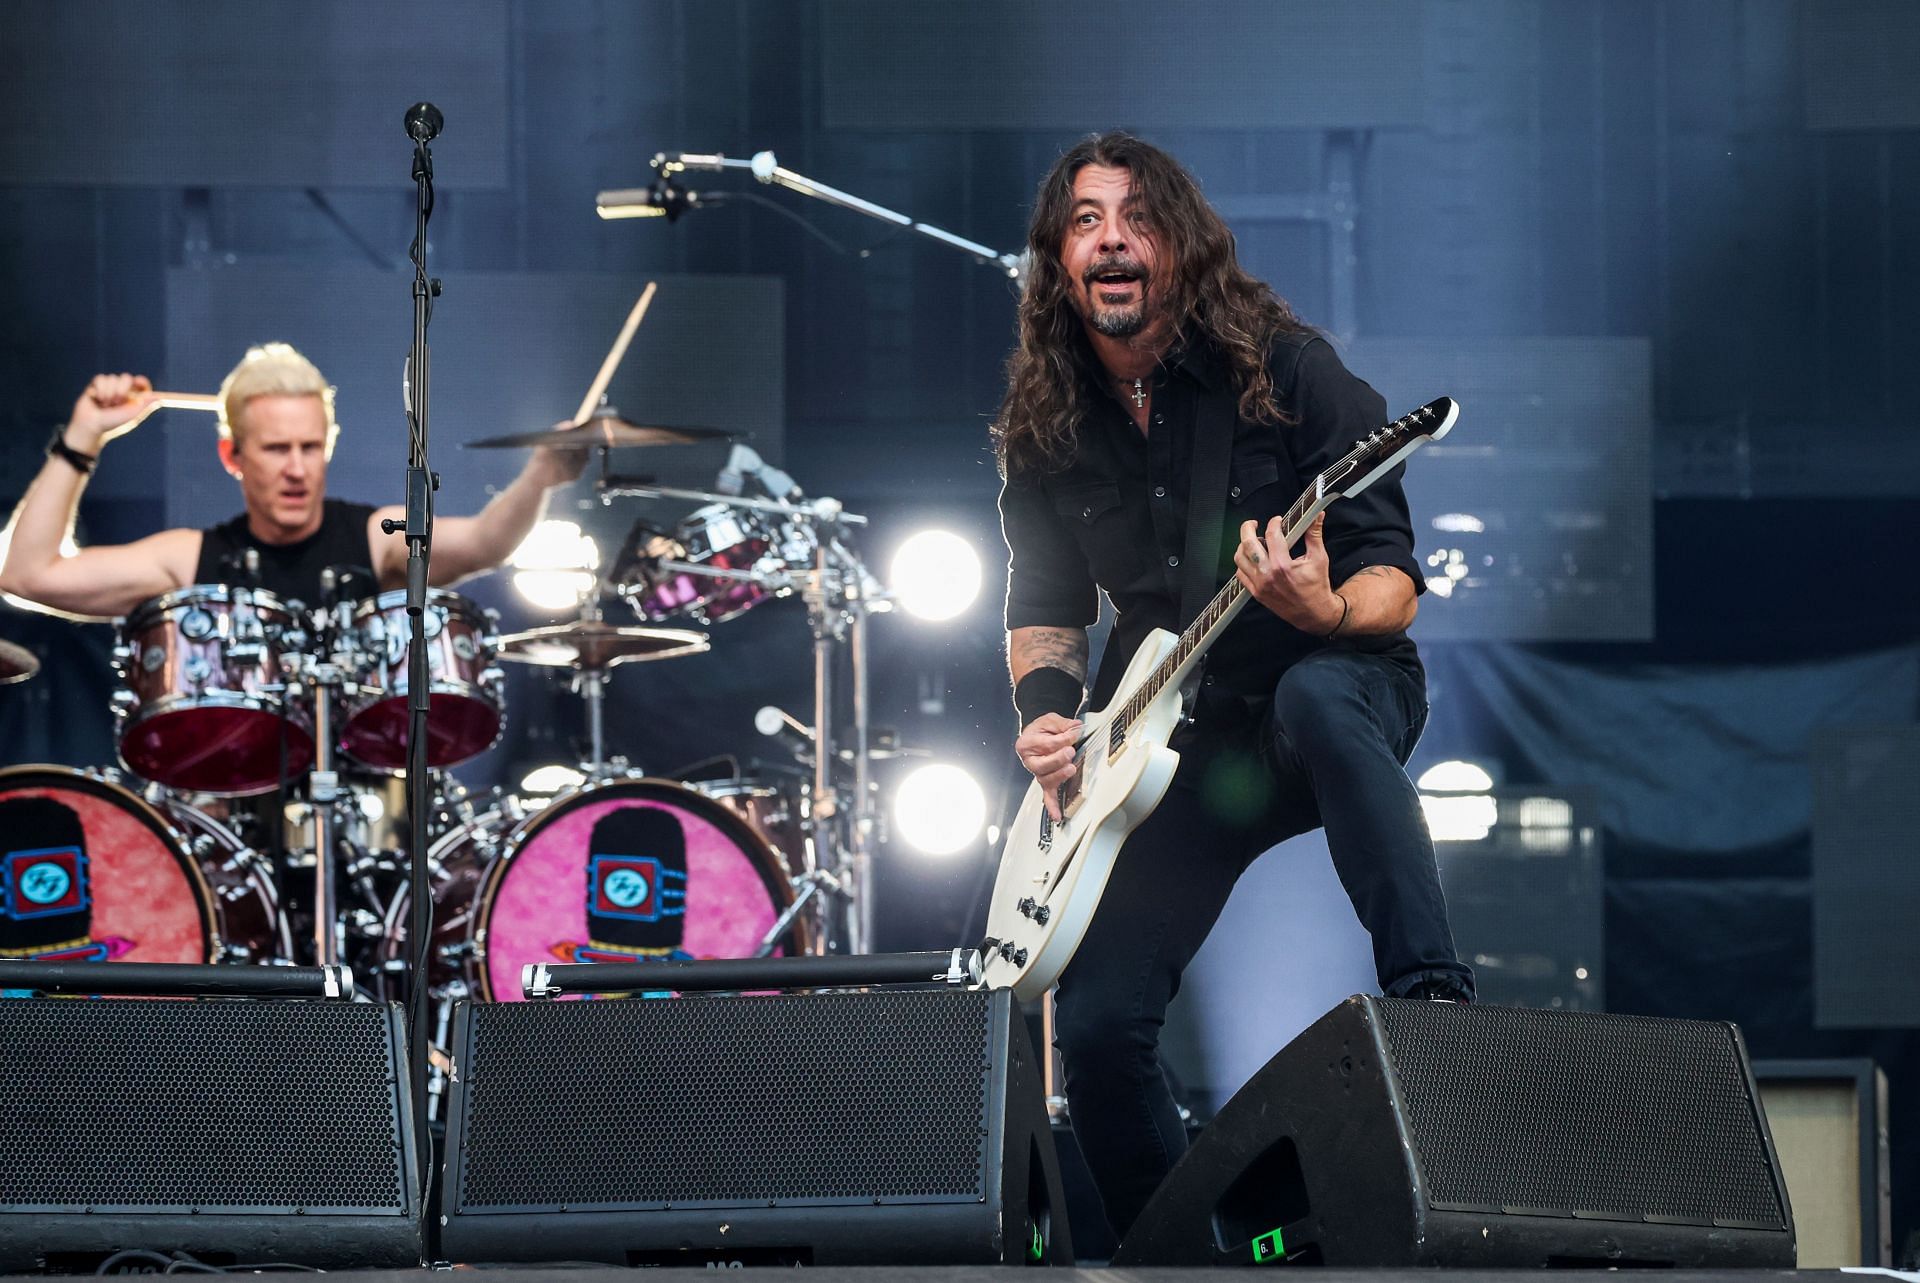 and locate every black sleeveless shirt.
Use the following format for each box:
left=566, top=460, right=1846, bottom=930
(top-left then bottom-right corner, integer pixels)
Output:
left=195, top=499, right=378, bottom=606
